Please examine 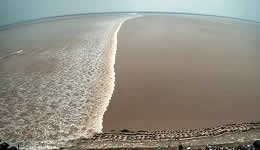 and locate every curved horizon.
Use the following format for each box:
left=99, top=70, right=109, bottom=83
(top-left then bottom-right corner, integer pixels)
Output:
left=1, top=0, right=260, bottom=27
left=1, top=11, right=259, bottom=29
